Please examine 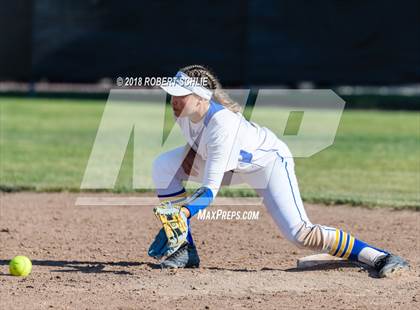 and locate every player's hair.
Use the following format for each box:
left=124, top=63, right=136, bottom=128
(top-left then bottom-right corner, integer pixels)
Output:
left=180, top=64, right=242, bottom=113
